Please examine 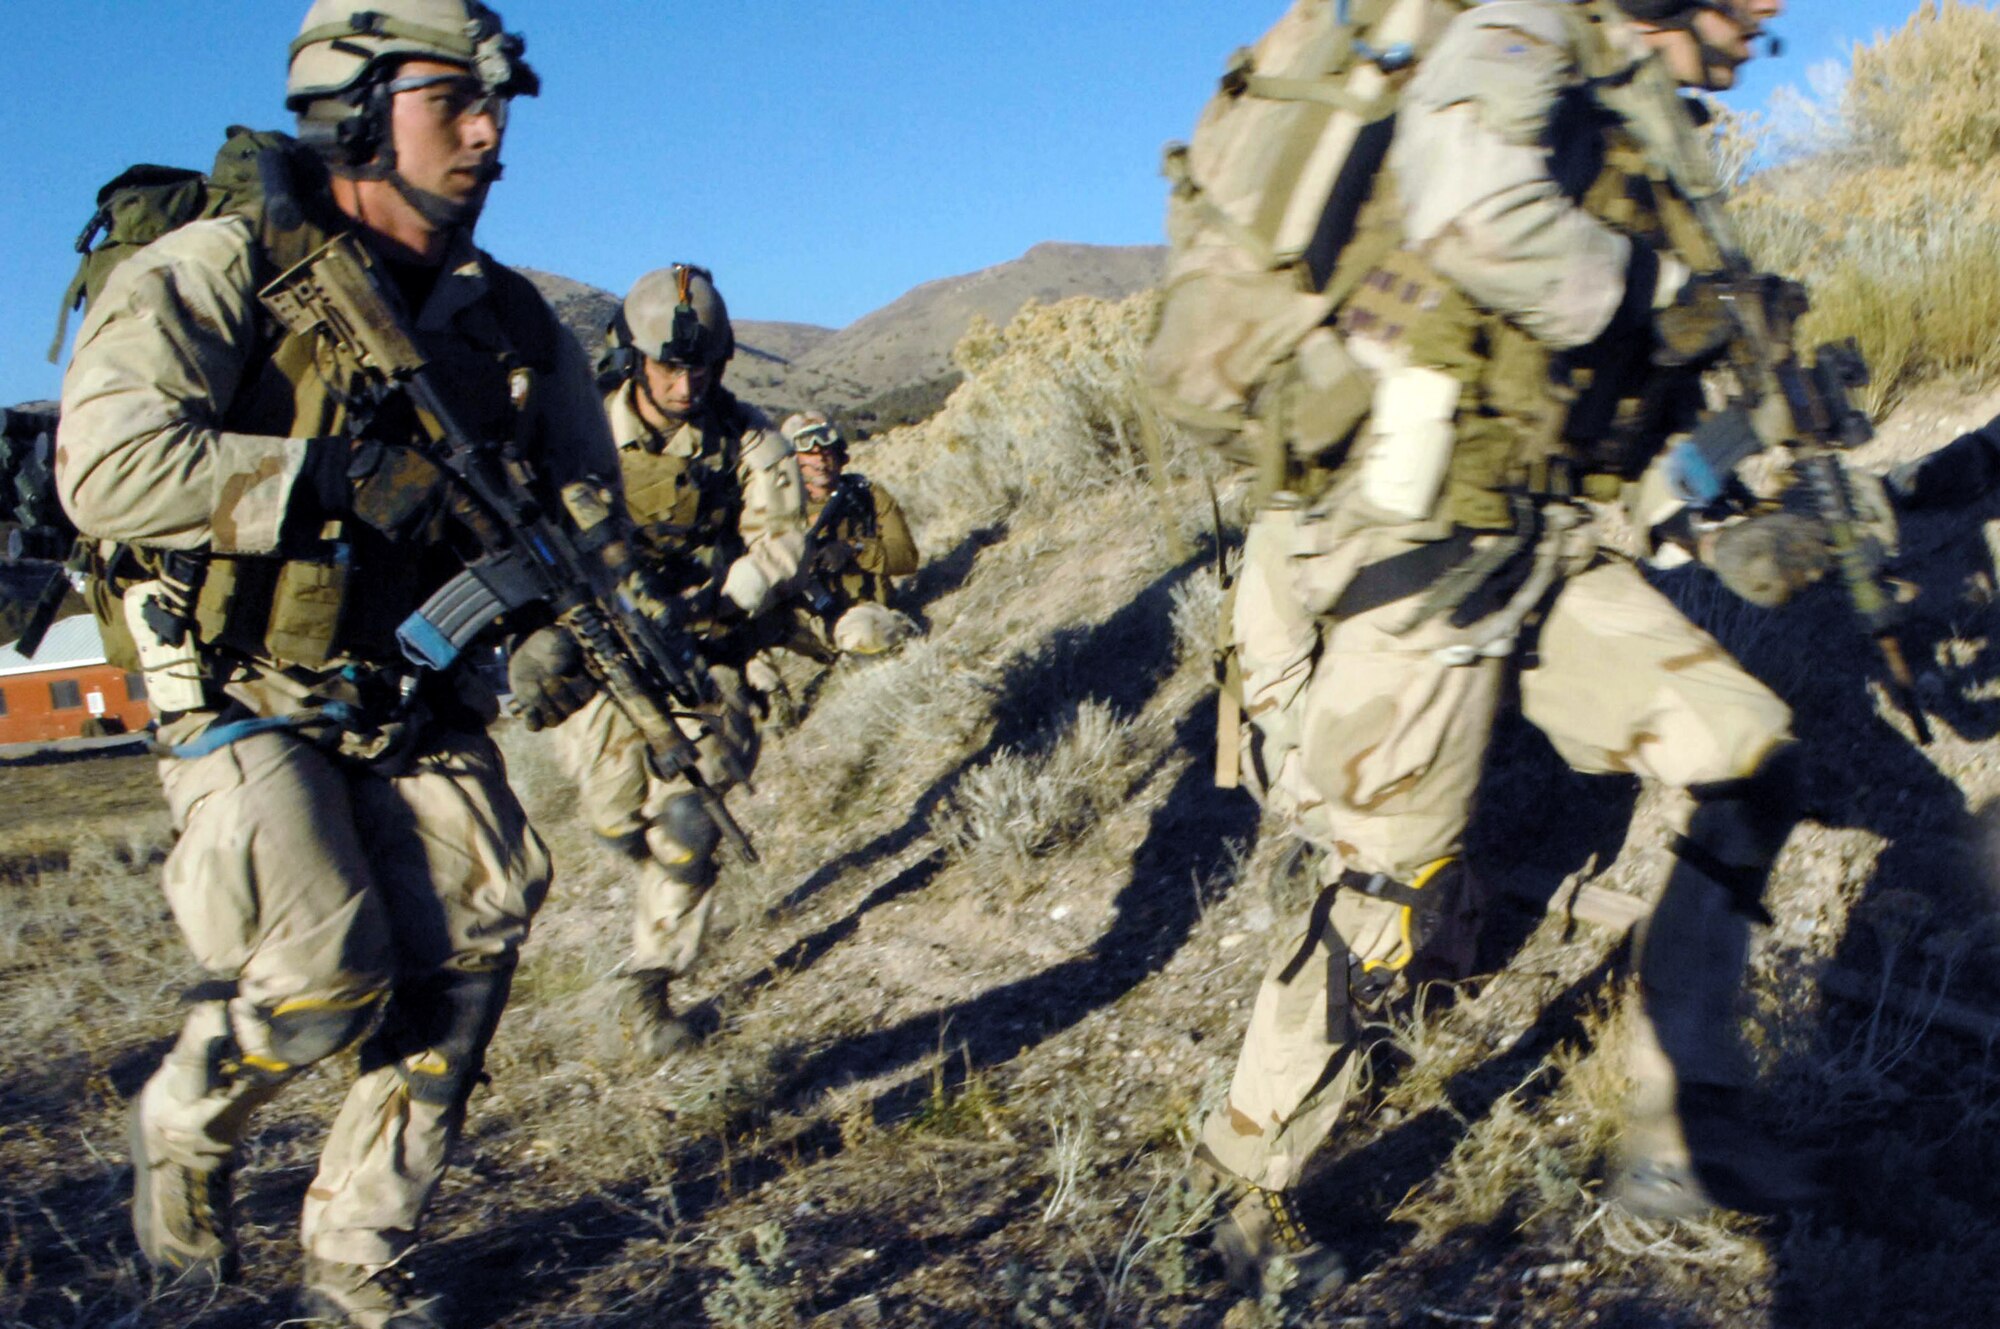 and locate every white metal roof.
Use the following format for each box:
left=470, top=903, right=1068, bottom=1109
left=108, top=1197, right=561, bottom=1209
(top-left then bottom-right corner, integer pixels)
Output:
left=0, top=615, right=109, bottom=679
